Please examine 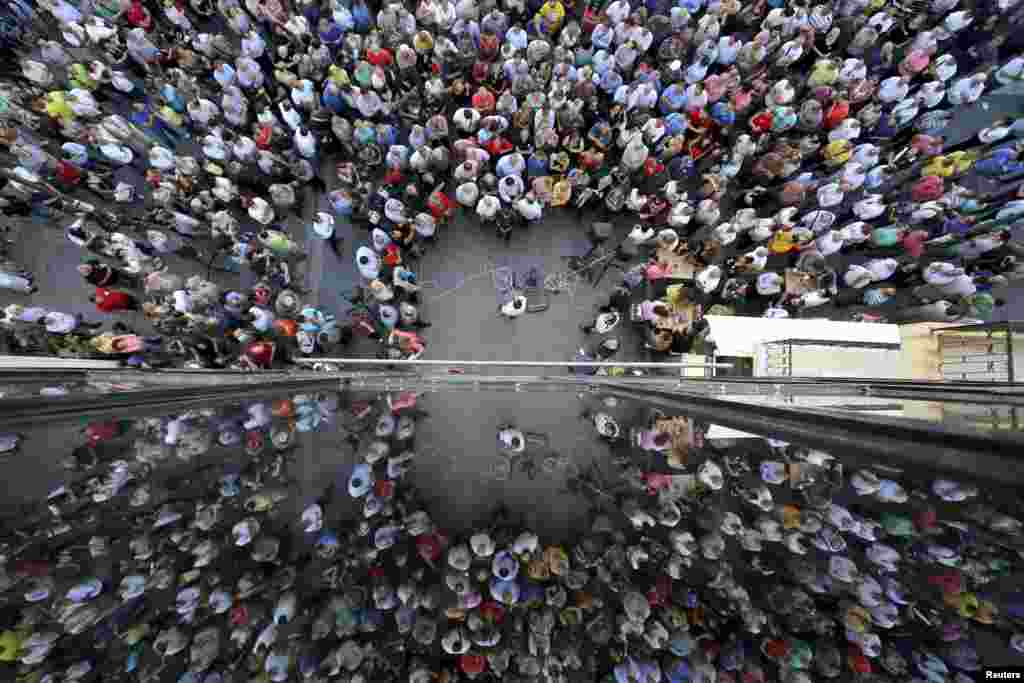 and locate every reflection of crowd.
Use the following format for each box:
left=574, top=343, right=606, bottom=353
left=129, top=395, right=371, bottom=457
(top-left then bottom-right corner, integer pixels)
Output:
left=0, top=0, right=1023, bottom=369
left=2, top=389, right=1023, bottom=682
